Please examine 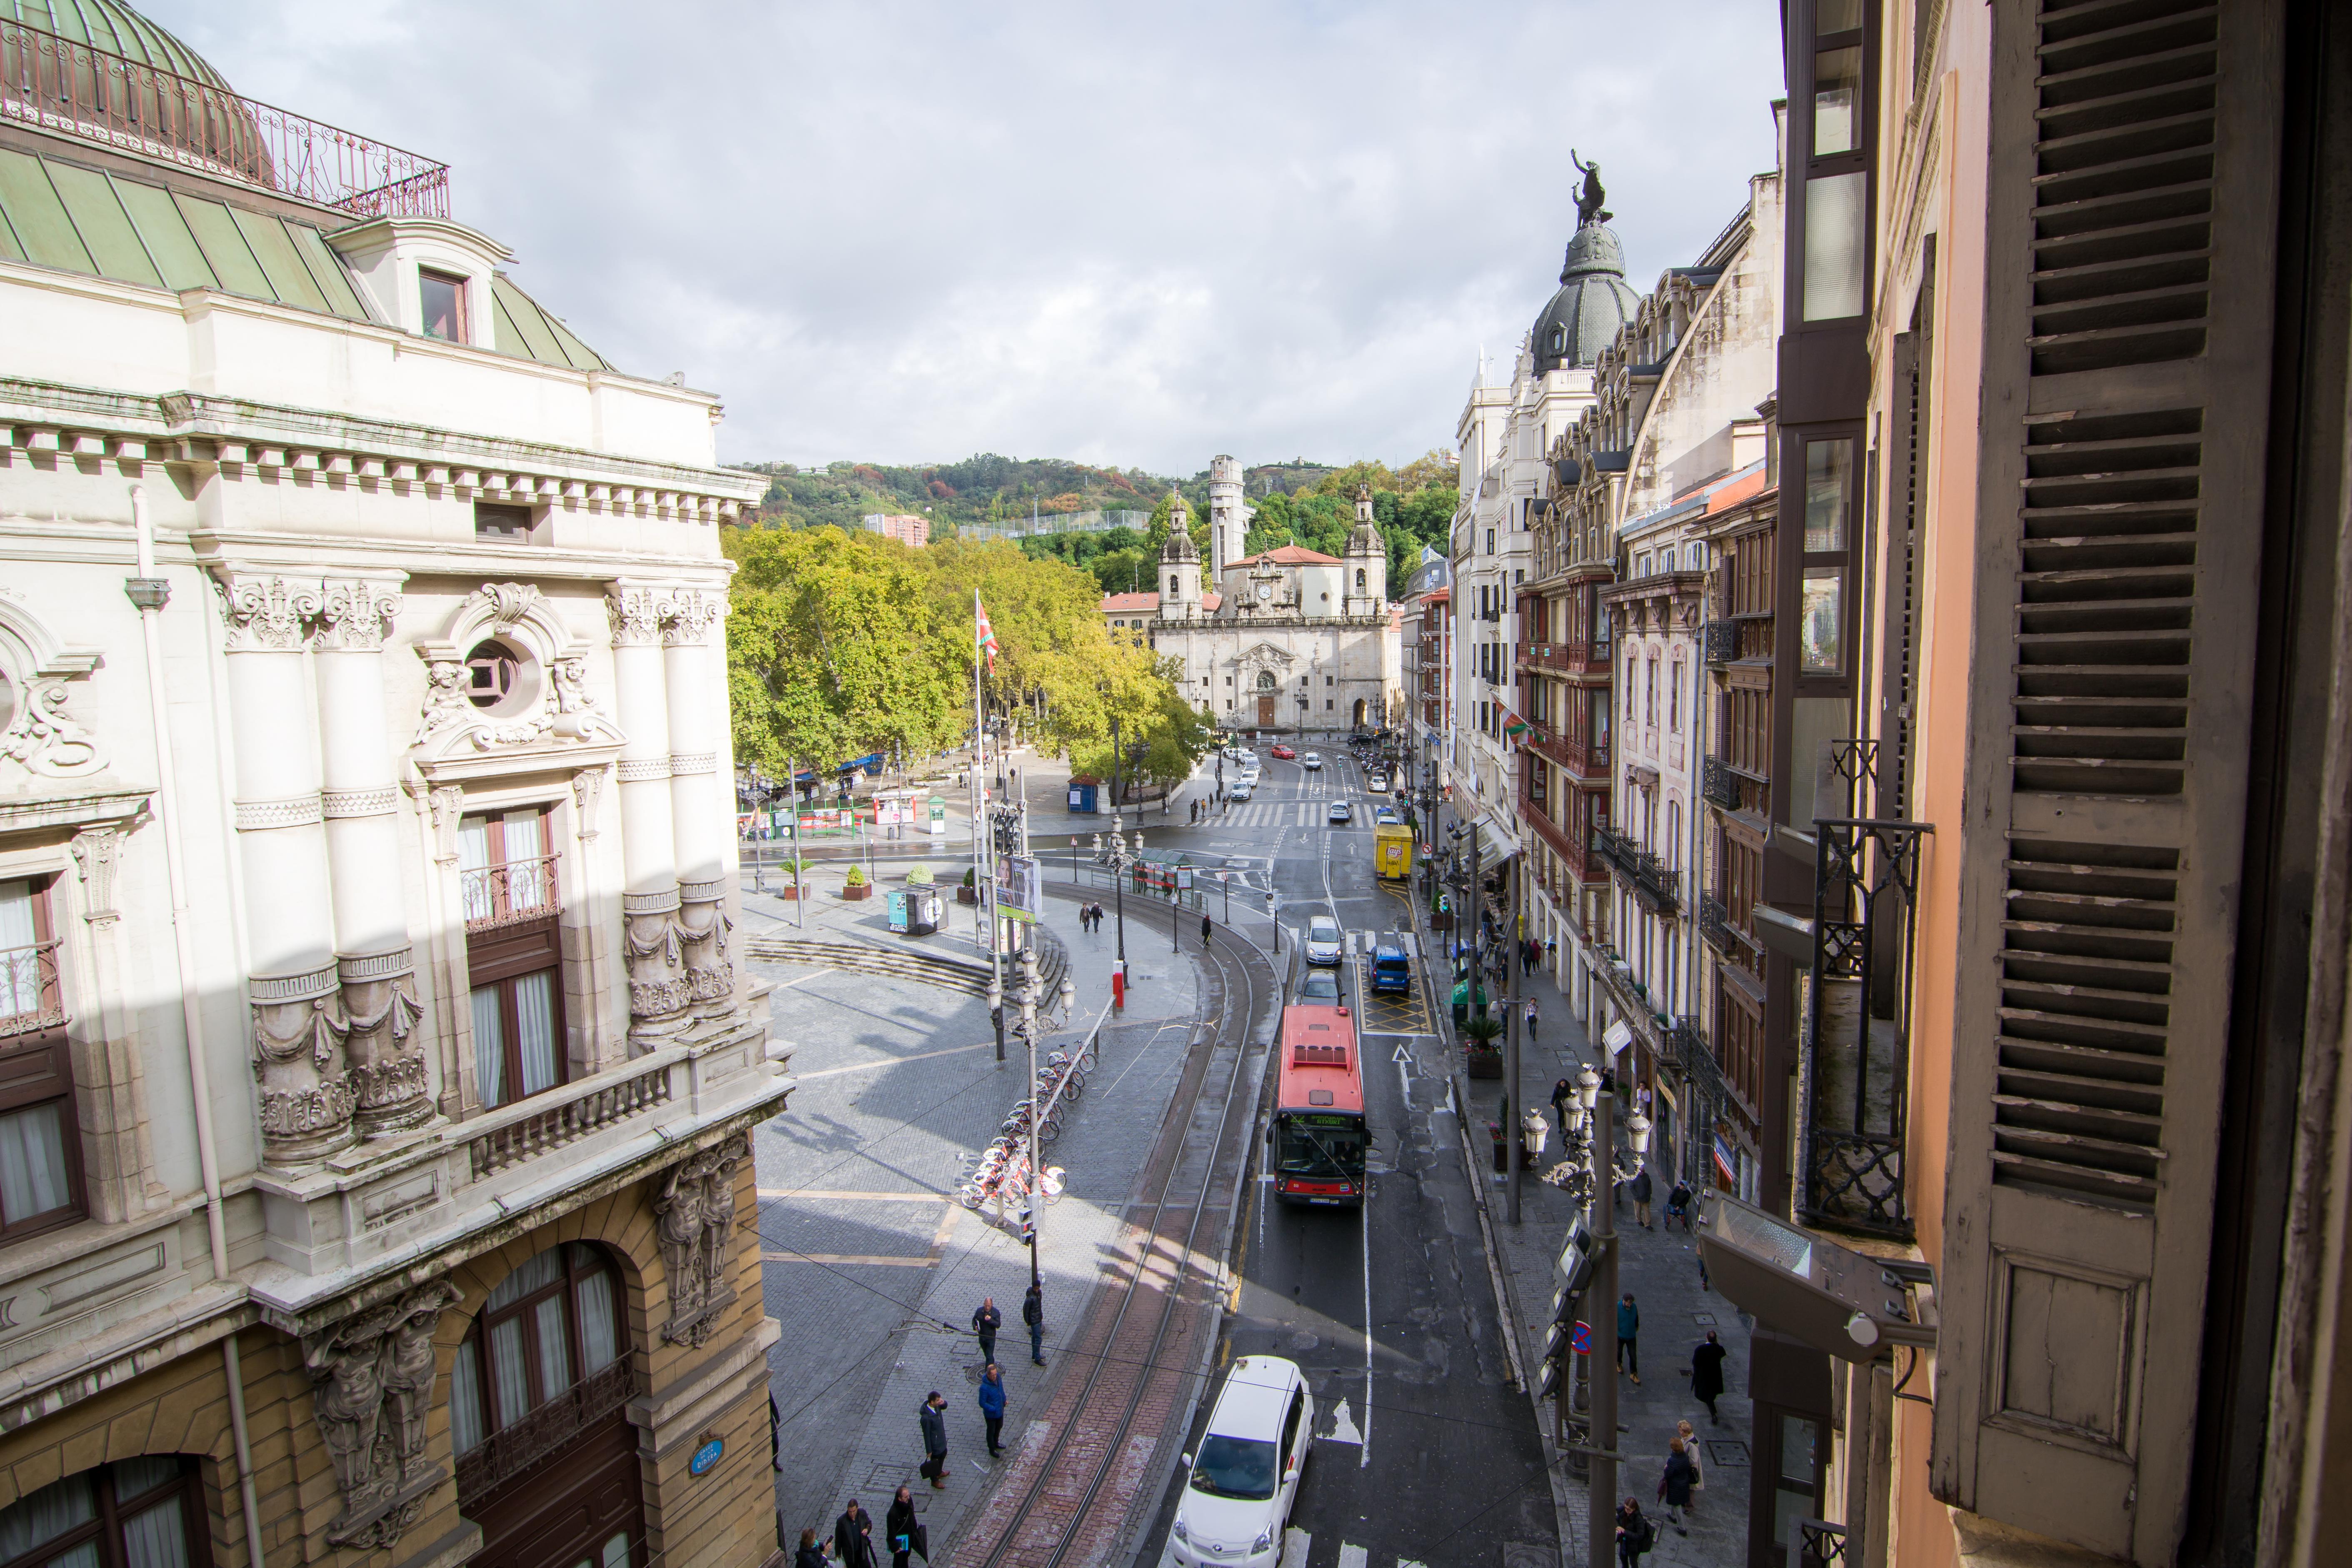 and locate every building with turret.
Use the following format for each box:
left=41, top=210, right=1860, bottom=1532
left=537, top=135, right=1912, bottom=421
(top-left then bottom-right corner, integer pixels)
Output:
left=1099, top=484, right=1401, bottom=735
